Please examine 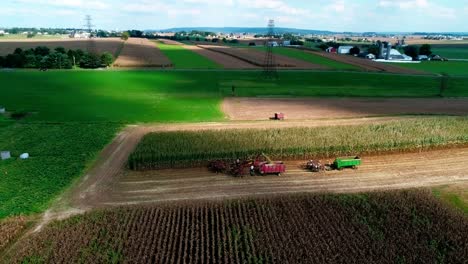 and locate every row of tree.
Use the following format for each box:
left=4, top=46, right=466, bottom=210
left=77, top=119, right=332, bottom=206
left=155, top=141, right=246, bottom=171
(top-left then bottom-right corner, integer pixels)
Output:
left=0, top=46, right=114, bottom=69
